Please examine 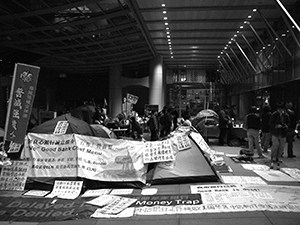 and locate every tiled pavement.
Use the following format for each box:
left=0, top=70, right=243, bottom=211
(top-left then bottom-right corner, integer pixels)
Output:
left=1, top=137, right=300, bottom=225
